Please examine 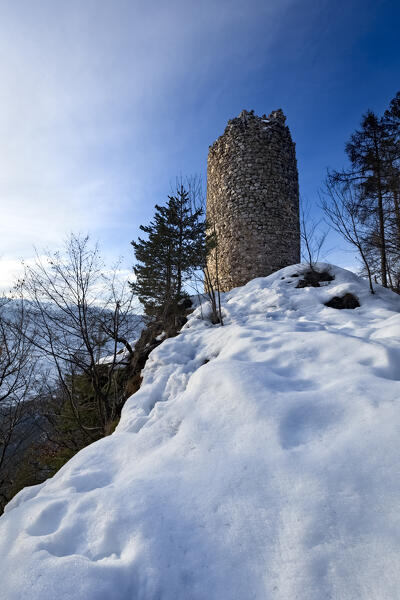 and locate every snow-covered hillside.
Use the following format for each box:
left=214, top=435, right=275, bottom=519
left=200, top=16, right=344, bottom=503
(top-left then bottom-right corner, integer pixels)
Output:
left=1, top=264, right=400, bottom=600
